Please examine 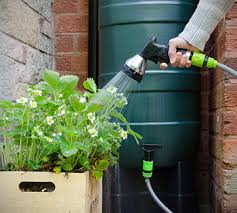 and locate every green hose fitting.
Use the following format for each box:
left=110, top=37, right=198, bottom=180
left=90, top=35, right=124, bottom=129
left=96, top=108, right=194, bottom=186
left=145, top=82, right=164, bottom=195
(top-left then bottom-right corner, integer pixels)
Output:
left=141, top=144, right=161, bottom=178
left=191, top=52, right=218, bottom=69
left=143, top=160, right=154, bottom=178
